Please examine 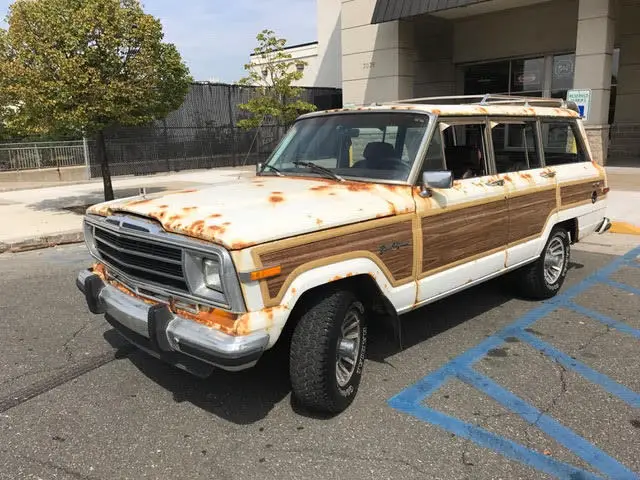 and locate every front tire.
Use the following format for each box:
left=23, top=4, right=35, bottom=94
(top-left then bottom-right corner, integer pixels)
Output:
left=289, top=289, right=367, bottom=413
left=514, top=227, right=571, bottom=300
